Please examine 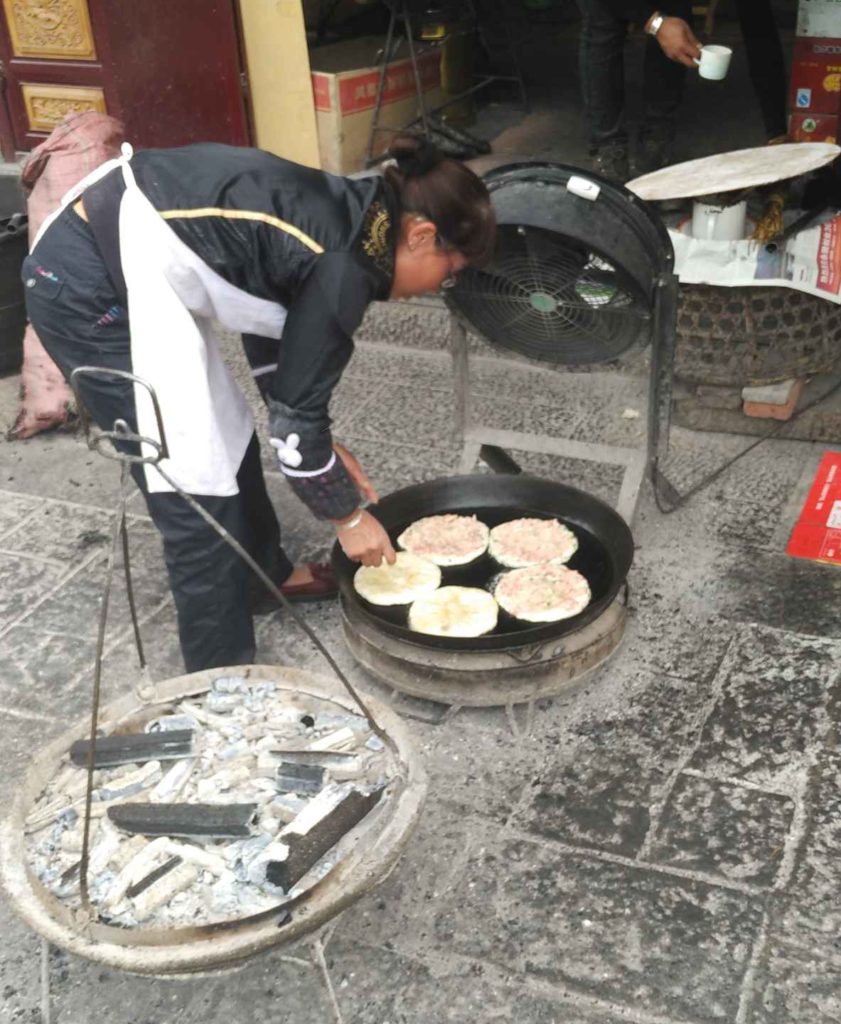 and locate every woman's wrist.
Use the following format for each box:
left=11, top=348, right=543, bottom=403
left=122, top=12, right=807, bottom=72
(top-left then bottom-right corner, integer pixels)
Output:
left=333, top=508, right=364, bottom=530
